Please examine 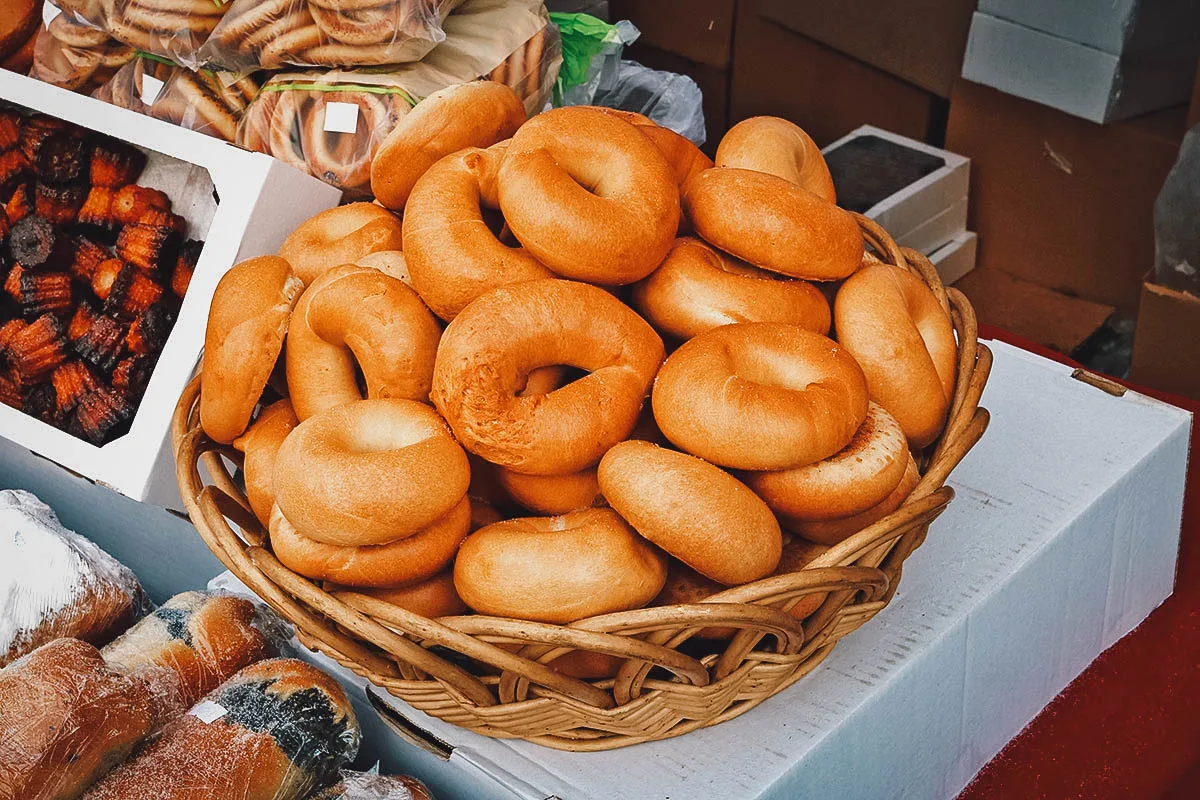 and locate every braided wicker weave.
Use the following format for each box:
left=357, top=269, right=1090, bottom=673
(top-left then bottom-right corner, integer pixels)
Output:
left=172, top=215, right=991, bottom=750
